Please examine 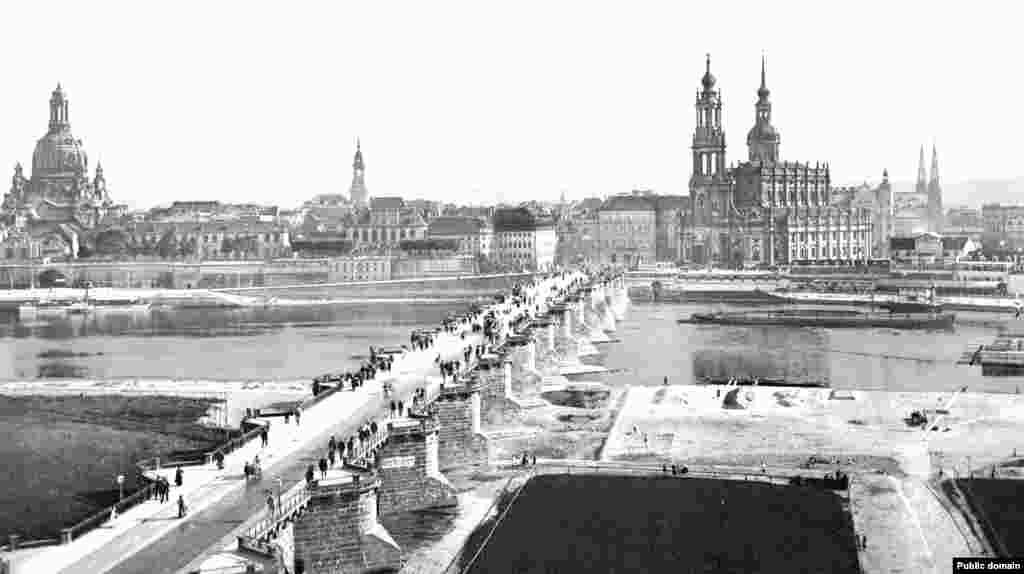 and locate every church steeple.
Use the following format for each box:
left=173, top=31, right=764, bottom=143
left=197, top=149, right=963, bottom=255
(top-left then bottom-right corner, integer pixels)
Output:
left=746, top=54, right=779, bottom=162
left=349, top=138, right=368, bottom=207
left=927, top=143, right=943, bottom=232
left=48, top=83, right=70, bottom=133
left=691, top=53, right=727, bottom=181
